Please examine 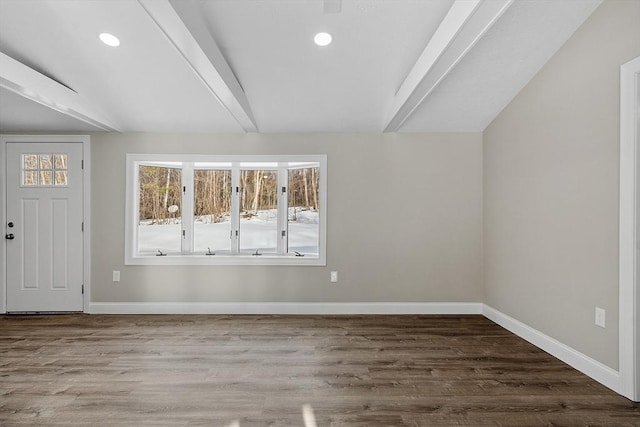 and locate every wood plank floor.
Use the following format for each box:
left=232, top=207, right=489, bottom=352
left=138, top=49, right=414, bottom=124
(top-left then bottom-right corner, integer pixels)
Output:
left=1, top=314, right=638, bottom=426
